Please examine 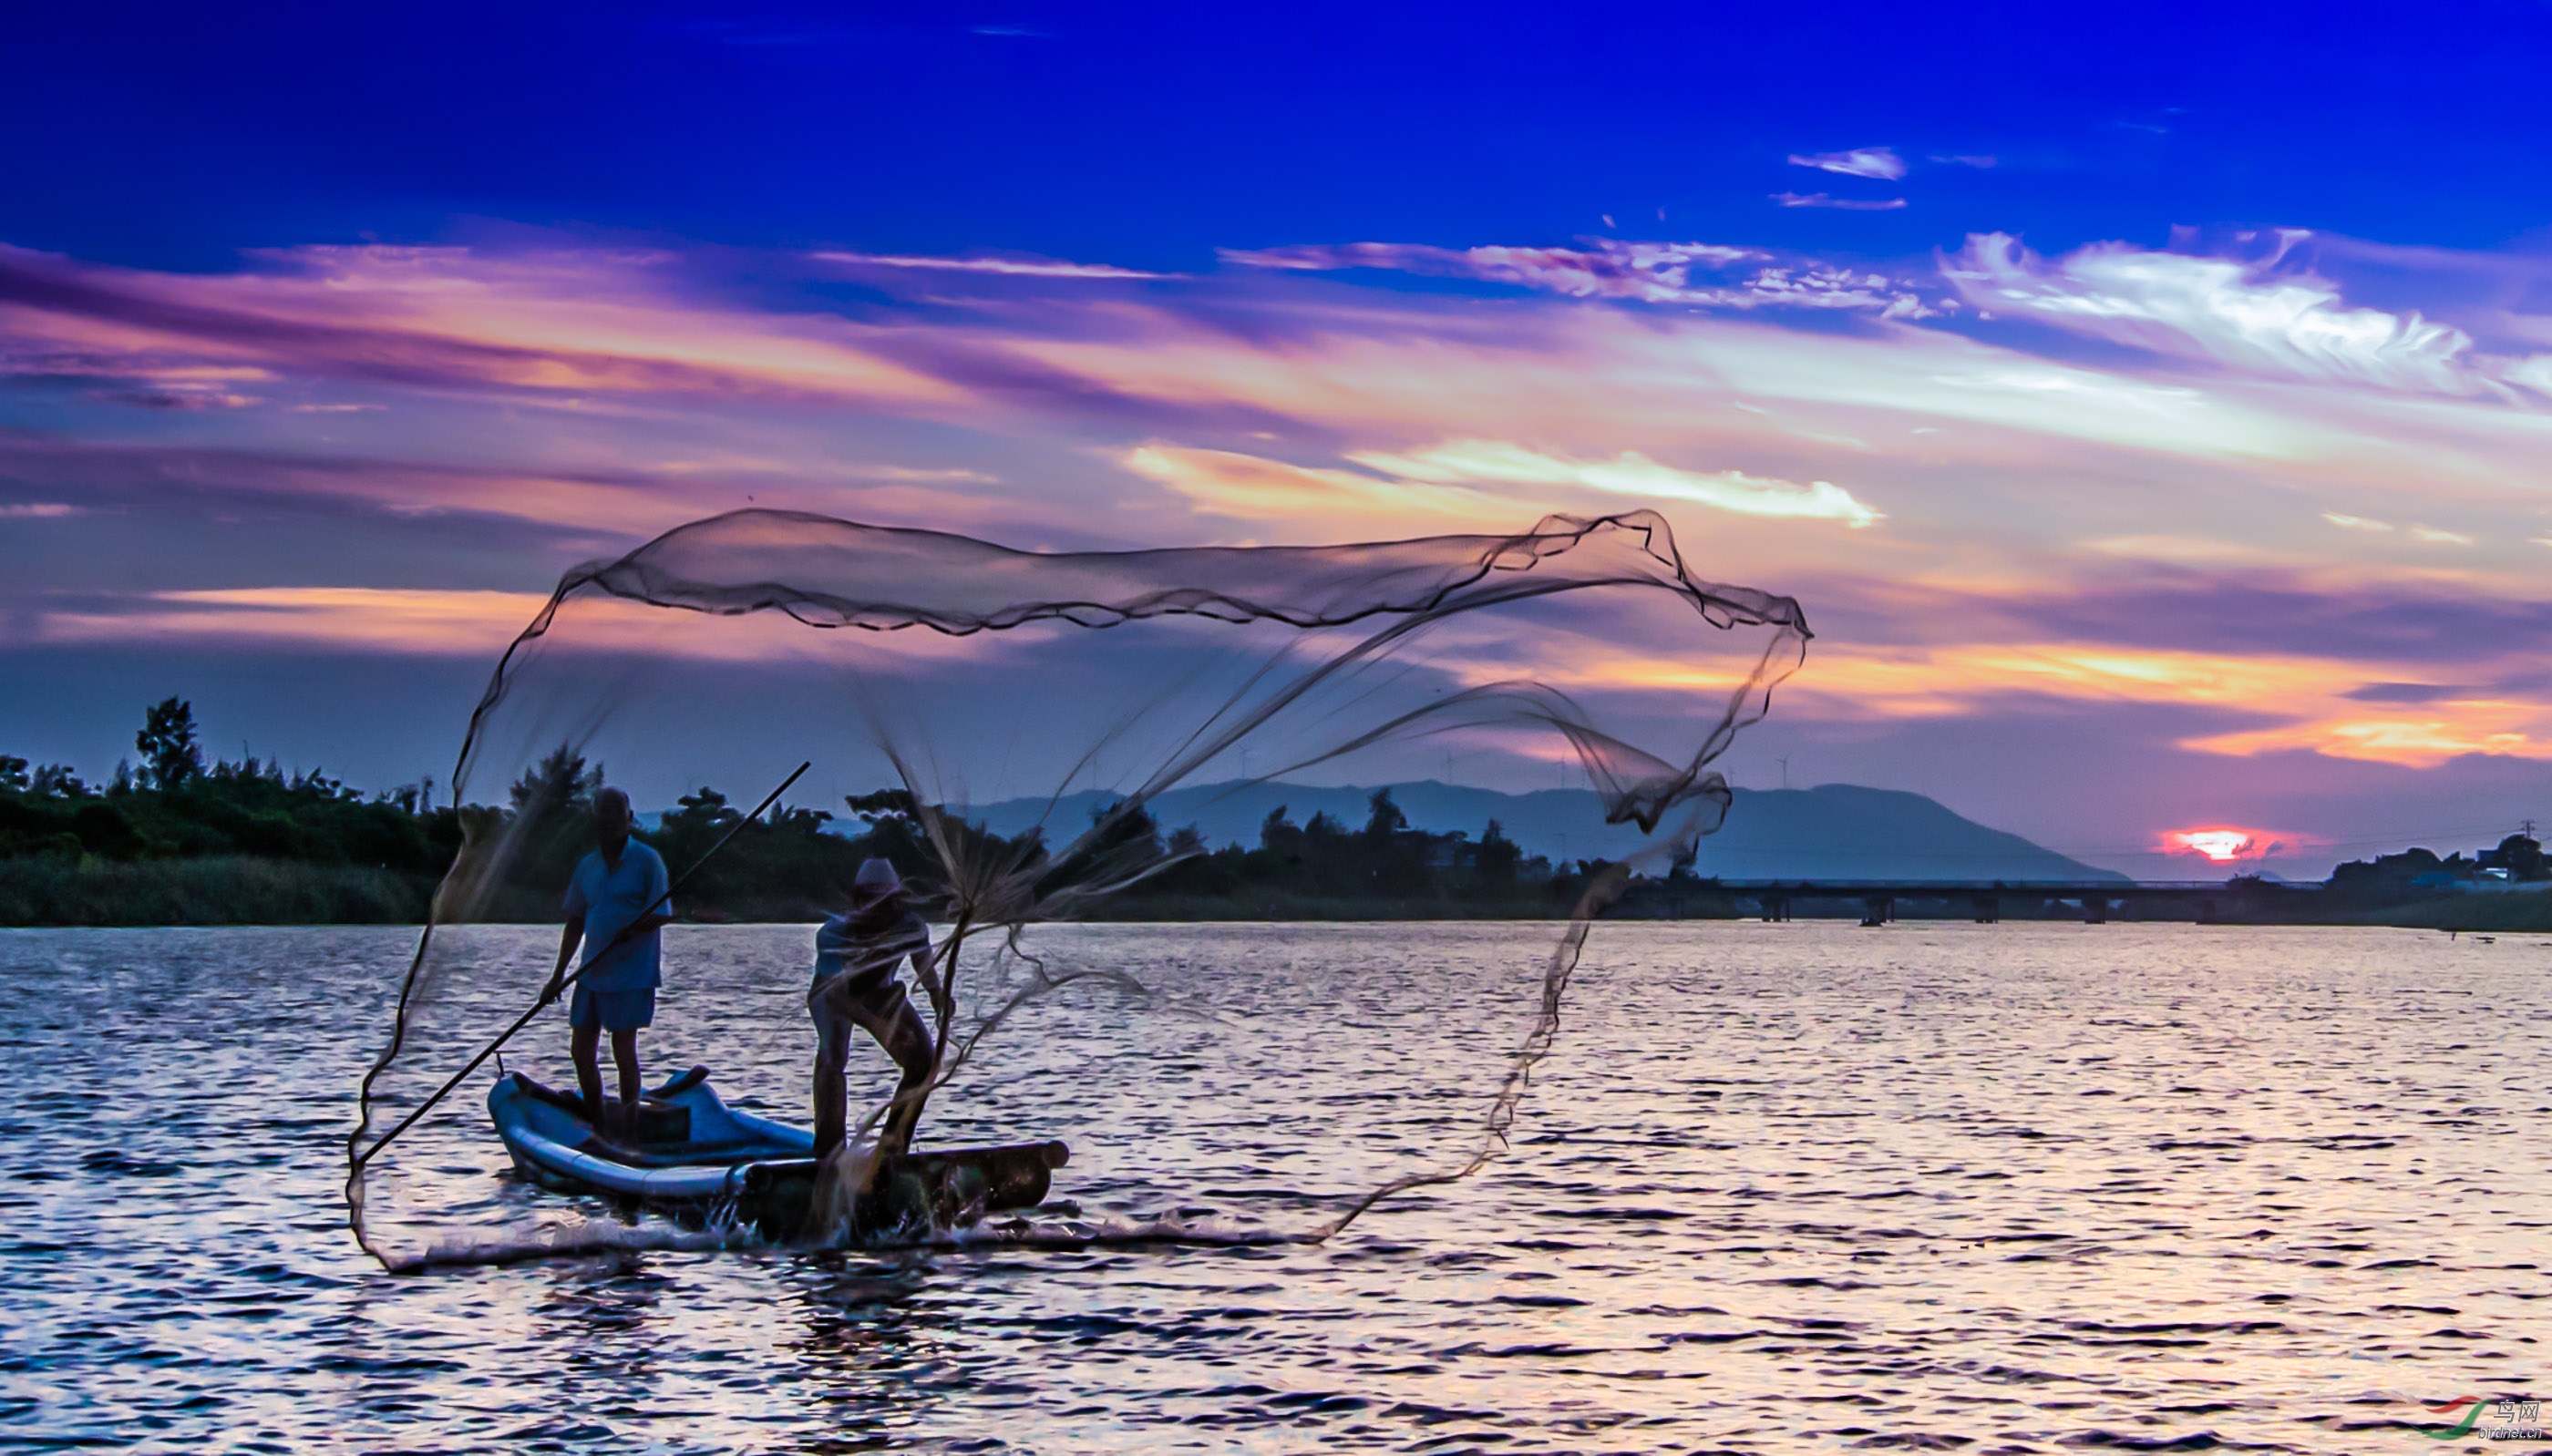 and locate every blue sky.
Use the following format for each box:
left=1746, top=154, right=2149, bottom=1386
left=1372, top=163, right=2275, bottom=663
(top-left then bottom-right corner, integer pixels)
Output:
left=12, top=1, right=2545, bottom=267
left=6, top=1, right=2552, bottom=876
